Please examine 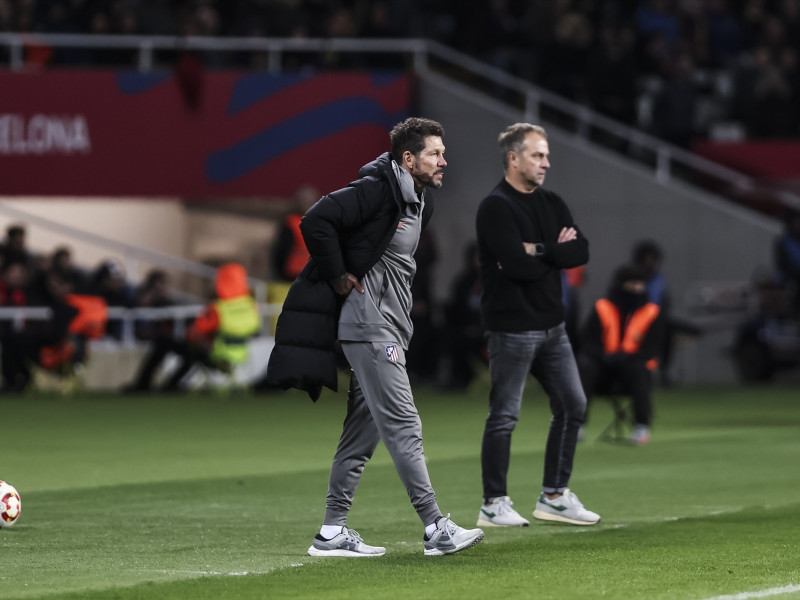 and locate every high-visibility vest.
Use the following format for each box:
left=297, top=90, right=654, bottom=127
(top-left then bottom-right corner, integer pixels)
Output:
left=595, top=298, right=660, bottom=370
left=210, top=296, right=261, bottom=366
left=285, top=214, right=310, bottom=279
left=39, top=295, right=108, bottom=370
left=65, top=294, right=108, bottom=339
